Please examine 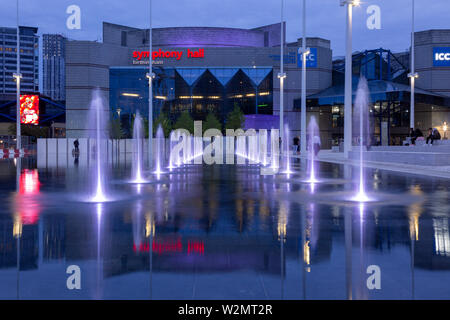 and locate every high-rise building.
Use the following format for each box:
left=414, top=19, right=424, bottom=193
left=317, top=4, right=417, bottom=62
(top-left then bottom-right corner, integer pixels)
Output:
left=43, top=34, right=66, bottom=101
left=0, top=26, right=39, bottom=95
